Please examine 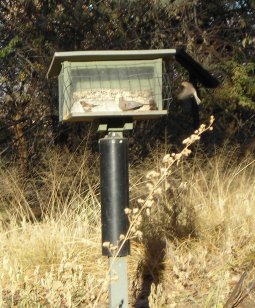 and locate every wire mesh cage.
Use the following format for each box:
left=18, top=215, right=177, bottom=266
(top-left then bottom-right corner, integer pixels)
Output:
left=58, top=59, right=171, bottom=121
